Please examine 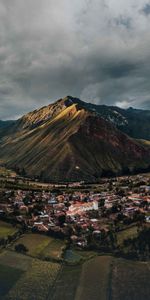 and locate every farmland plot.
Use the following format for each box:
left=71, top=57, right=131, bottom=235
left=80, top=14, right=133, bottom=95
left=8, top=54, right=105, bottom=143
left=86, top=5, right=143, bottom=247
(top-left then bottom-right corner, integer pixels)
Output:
left=5, top=259, right=60, bottom=300
left=111, top=259, right=150, bottom=300
left=0, top=250, right=61, bottom=300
